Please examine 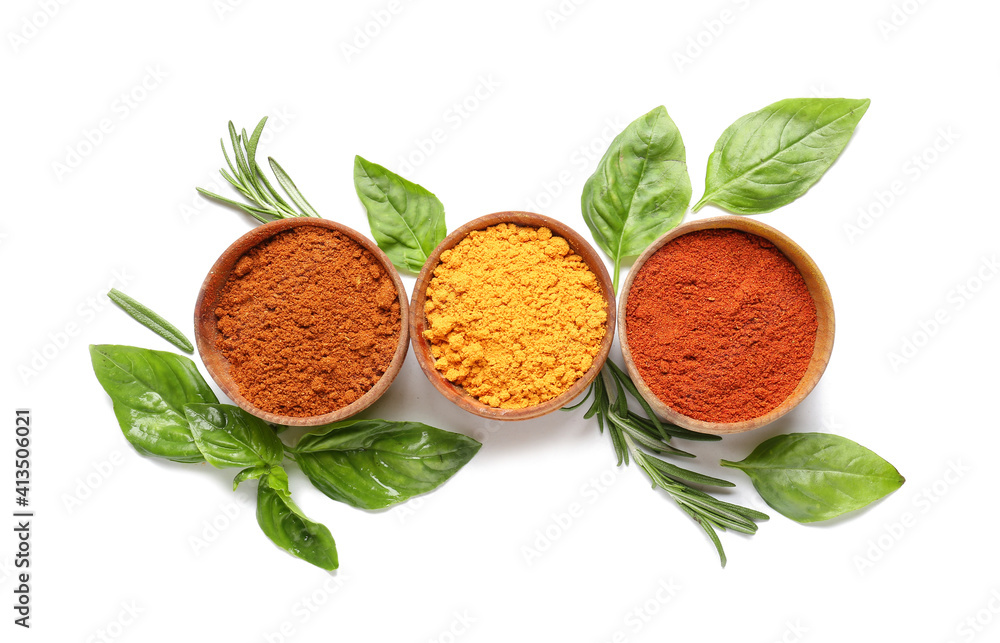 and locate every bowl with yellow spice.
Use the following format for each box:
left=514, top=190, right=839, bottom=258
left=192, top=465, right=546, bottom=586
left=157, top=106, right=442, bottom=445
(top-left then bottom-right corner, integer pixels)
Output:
left=410, top=211, right=615, bottom=420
